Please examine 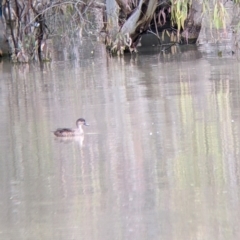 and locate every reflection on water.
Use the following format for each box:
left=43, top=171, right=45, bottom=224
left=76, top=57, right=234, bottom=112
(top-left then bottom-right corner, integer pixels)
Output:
left=1, top=44, right=240, bottom=240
